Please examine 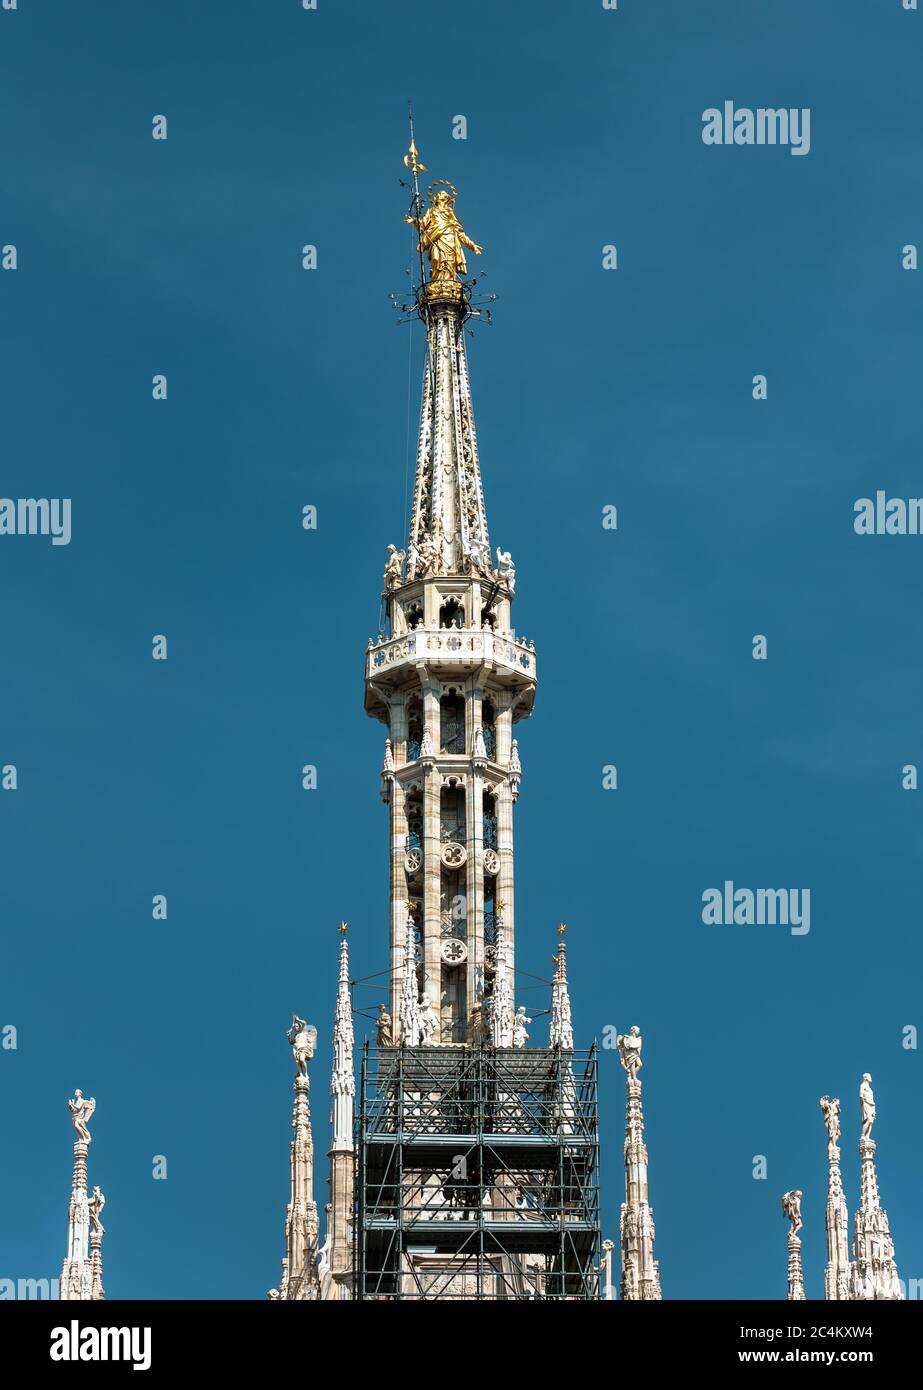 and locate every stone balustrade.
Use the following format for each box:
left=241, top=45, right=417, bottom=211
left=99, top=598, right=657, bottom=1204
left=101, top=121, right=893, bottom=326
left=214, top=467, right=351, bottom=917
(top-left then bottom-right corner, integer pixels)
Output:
left=367, top=626, right=536, bottom=680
